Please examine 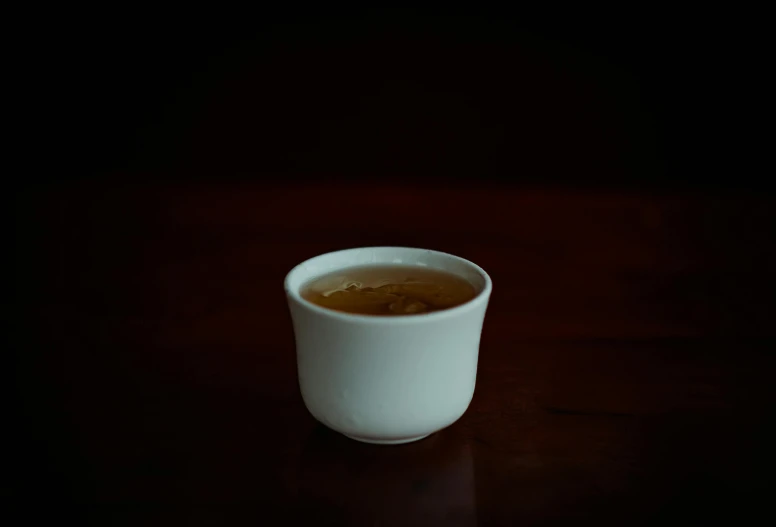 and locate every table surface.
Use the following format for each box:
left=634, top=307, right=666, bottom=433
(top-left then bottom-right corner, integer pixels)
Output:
left=16, top=182, right=775, bottom=525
